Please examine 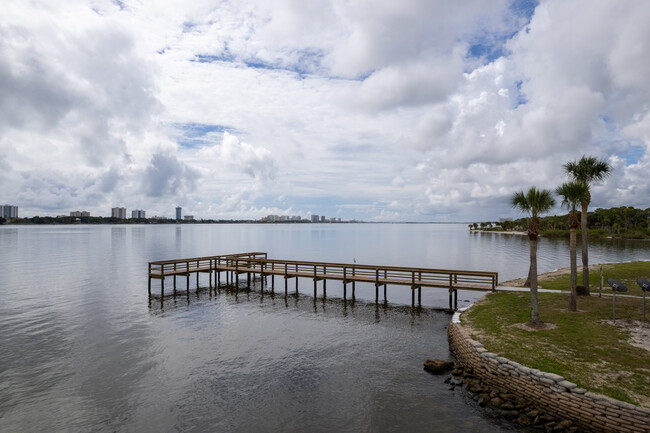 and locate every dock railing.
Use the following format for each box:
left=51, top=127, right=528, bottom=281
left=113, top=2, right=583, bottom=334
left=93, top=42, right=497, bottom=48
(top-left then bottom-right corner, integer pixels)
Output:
left=148, top=252, right=498, bottom=310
